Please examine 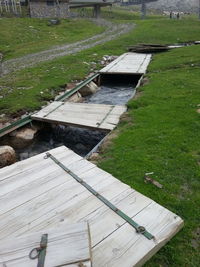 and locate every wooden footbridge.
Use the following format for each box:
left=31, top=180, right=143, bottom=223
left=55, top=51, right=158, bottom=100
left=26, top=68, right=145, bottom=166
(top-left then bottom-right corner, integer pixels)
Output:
left=0, top=53, right=184, bottom=266
left=32, top=53, right=151, bottom=131
left=0, top=146, right=183, bottom=266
